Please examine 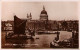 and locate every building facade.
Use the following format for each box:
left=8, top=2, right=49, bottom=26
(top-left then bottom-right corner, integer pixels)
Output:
left=1, top=6, right=78, bottom=32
